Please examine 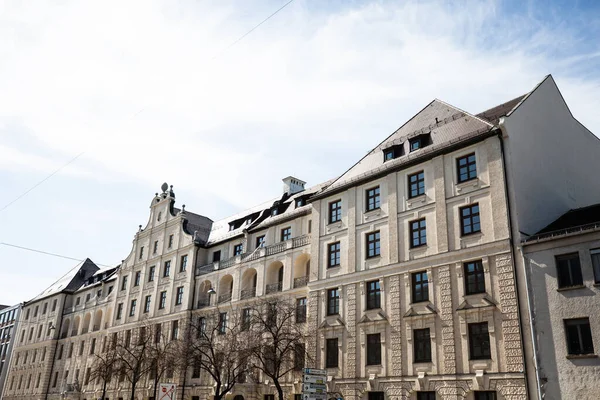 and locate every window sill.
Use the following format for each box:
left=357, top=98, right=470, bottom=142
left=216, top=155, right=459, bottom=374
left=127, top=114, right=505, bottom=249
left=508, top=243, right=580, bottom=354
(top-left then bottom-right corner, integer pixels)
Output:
left=456, top=177, right=479, bottom=192
left=366, top=255, right=381, bottom=261
left=461, top=230, right=482, bottom=238
left=566, top=354, right=598, bottom=359
left=557, top=285, right=586, bottom=292
left=327, top=265, right=341, bottom=270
